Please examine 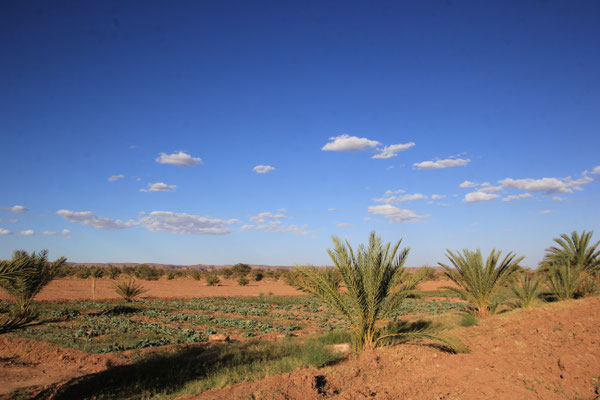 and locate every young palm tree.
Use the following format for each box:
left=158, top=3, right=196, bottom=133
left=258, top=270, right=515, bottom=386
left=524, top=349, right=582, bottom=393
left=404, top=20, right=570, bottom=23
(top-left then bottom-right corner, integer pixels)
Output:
left=542, top=231, right=600, bottom=274
left=440, top=249, right=523, bottom=316
left=0, top=250, right=66, bottom=316
left=510, top=272, right=546, bottom=308
left=546, top=262, right=586, bottom=300
left=294, top=232, right=459, bottom=351
left=113, top=279, right=147, bottom=302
